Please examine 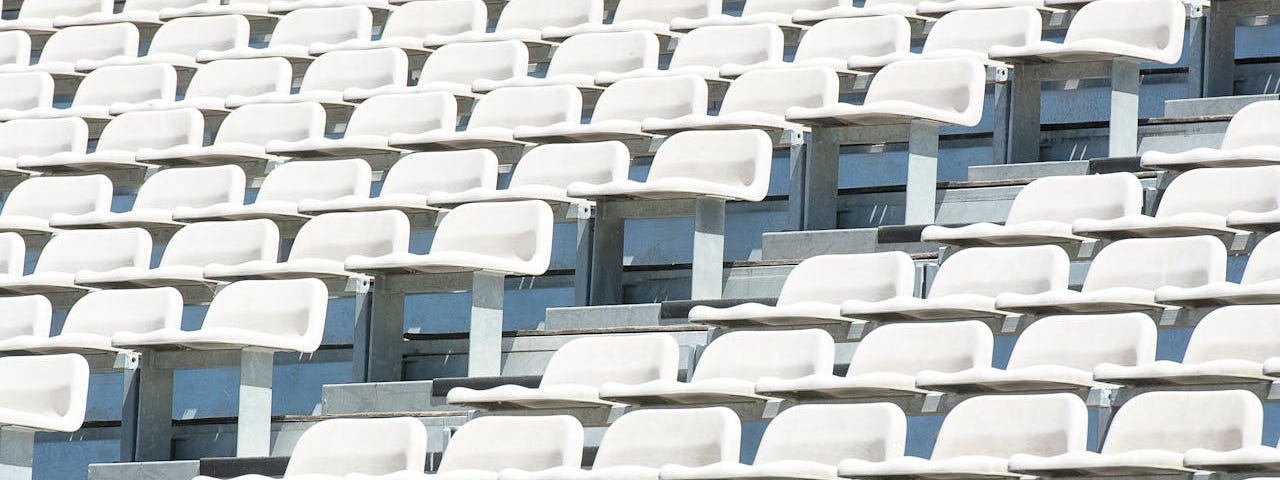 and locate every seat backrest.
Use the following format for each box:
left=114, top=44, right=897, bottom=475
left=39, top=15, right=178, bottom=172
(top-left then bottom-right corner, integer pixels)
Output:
left=1220, top=100, right=1280, bottom=150
left=73, top=64, right=177, bottom=107
left=922, top=7, right=1040, bottom=54
left=62, top=287, right=182, bottom=337
left=1083, top=236, right=1226, bottom=292
left=933, top=393, right=1088, bottom=459
left=270, top=6, right=372, bottom=47
left=186, top=58, right=292, bottom=100
left=301, top=48, right=407, bottom=93
left=134, top=164, right=246, bottom=211
left=97, top=109, right=202, bottom=152
left=428, top=200, right=555, bottom=275
left=345, top=92, right=457, bottom=137
left=256, top=158, right=371, bottom=204
left=613, top=0, right=721, bottom=23
left=0, top=354, right=90, bottom=432
left=493, top=0, right=602, bottom=31
left=592, top=75, right=707, bottom=123
left=0, top=72, right=54, bottom=111
left=290, top=211, right=410, bottom=262
left=754, top=403, right=906, bottom=465
left=39, top=23, right=139, bottom=65
left=742, top=0, right=847, bottom=14
left=468, top=85, right=581, bottom=129
left=864, top=57, right=985, bottom=127
left=381, top=150, right=498, bottom=196
left=1064, top=0, right=1184, bottom=64
left=0, top=31, right=30, bottom=67
left=541, top=333, right=680, bottom=387
left=35, top=228, right=152, bottom=275
left=510, top=142, right=630, bottom=190
left=1182, top=305, right=1280, bottom=364
left=1156, top=166, right=1280, bottom=217
left=646, top=129, right=774, bottom=202
left=1243, top=232, right=1280, bottom=285
left=1102, top=390, right=1262, bottom=454
left=438, top=416, right=584, bottom=473
left=595, top=407, right=739, bottom=468
left=0, top=295, right=52, bottom=340
left=420, top=40, right=528, bottom=85
left=849, top=321, right=991, bottom=376
left=929, top=245, right=1069, bottom=297
left=161, top=219, right=279, bottom=269
left=797, top=16, right=910, bottom=63
left=122, top=0, right=216, bottom=11
left=2, top=175, right=112, bottom=220
left=1005, top=173, right=1143, bottom=225
left=777, top=252, right=915, bottom=306
left=0, top=233, right=24, bottom=278
left=670, top=24, right=783, bottom=70
left=0, top=117, right=88, bottom=158
left=1007, top=313, right=1156, bottom=370
left=286, top=418, right=428, bottom=477
left=201, top=278, right=328, bottom=352
left=215, top=102, right=325, bottom=146
left=148, top=14, right=249, bottom=57
left=546, top=31, right=658, bottom=77
left=383, top=0, right=486, bottom=38
left=21, top=0, right=112, bottom=19
left=691, top=329, right=834, bottom=382
left=720, top=67, right=837, bottom=116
